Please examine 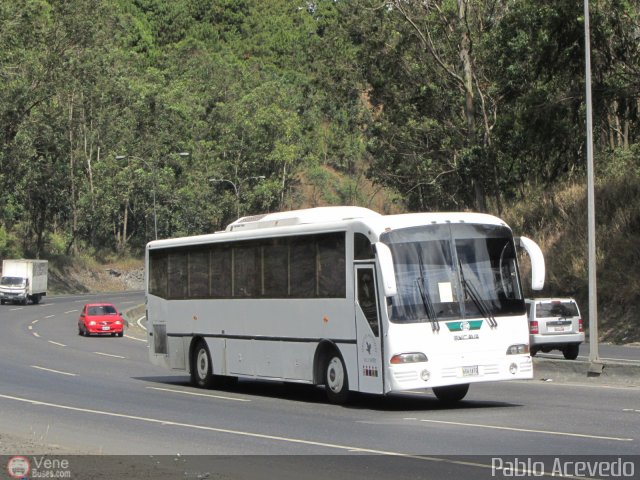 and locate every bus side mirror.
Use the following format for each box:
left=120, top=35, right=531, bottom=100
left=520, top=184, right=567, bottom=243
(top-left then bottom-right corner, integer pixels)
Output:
left=374, top=242, right=397, bottom=297
left=516, top=236, right=545, bottom=291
